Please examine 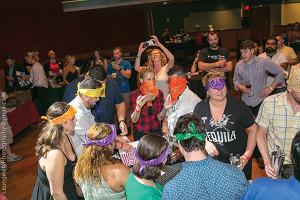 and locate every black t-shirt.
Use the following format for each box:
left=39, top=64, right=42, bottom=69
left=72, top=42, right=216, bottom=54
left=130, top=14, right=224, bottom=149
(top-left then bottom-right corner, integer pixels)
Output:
left=193, top=96, right=255, bottom=163
left=198, top=47, right=232, bottom=88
